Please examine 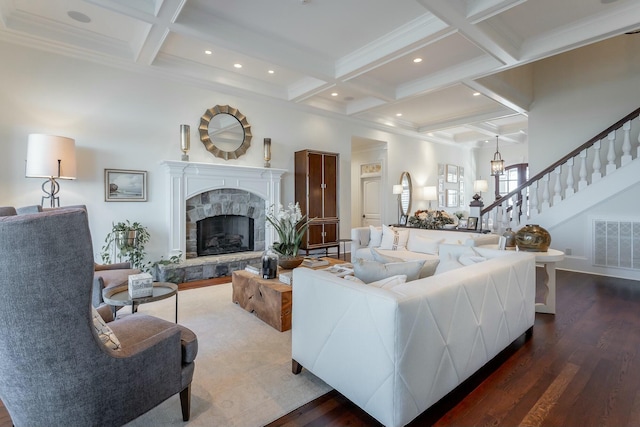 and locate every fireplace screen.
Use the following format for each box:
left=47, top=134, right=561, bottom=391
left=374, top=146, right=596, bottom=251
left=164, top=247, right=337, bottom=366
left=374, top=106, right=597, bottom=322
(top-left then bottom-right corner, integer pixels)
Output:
left=197, top=215, right=254, bottom=256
